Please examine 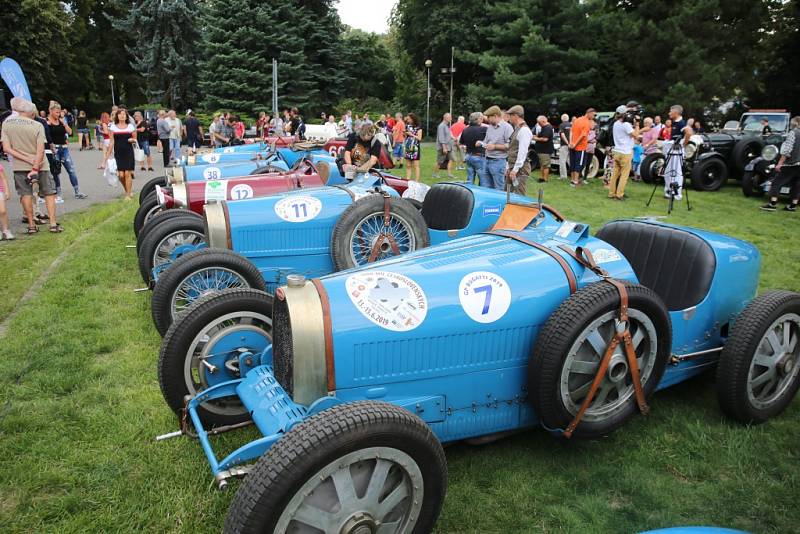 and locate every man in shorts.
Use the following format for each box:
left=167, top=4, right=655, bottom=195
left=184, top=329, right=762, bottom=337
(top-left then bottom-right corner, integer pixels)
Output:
left=568, top=108, right=597, bottom=187
left=533, top=115, right=554, bottom=182
left=0, top=97, right=60, bottom=233
left=391, top=113, right=405, bottom=167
